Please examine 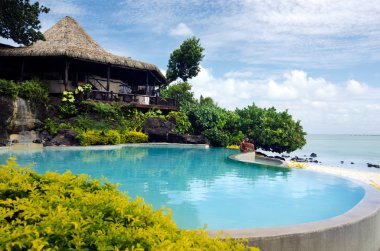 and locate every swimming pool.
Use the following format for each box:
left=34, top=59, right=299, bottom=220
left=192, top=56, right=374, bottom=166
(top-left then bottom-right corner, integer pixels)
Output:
left=0, top=145, right=365, bottom=230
